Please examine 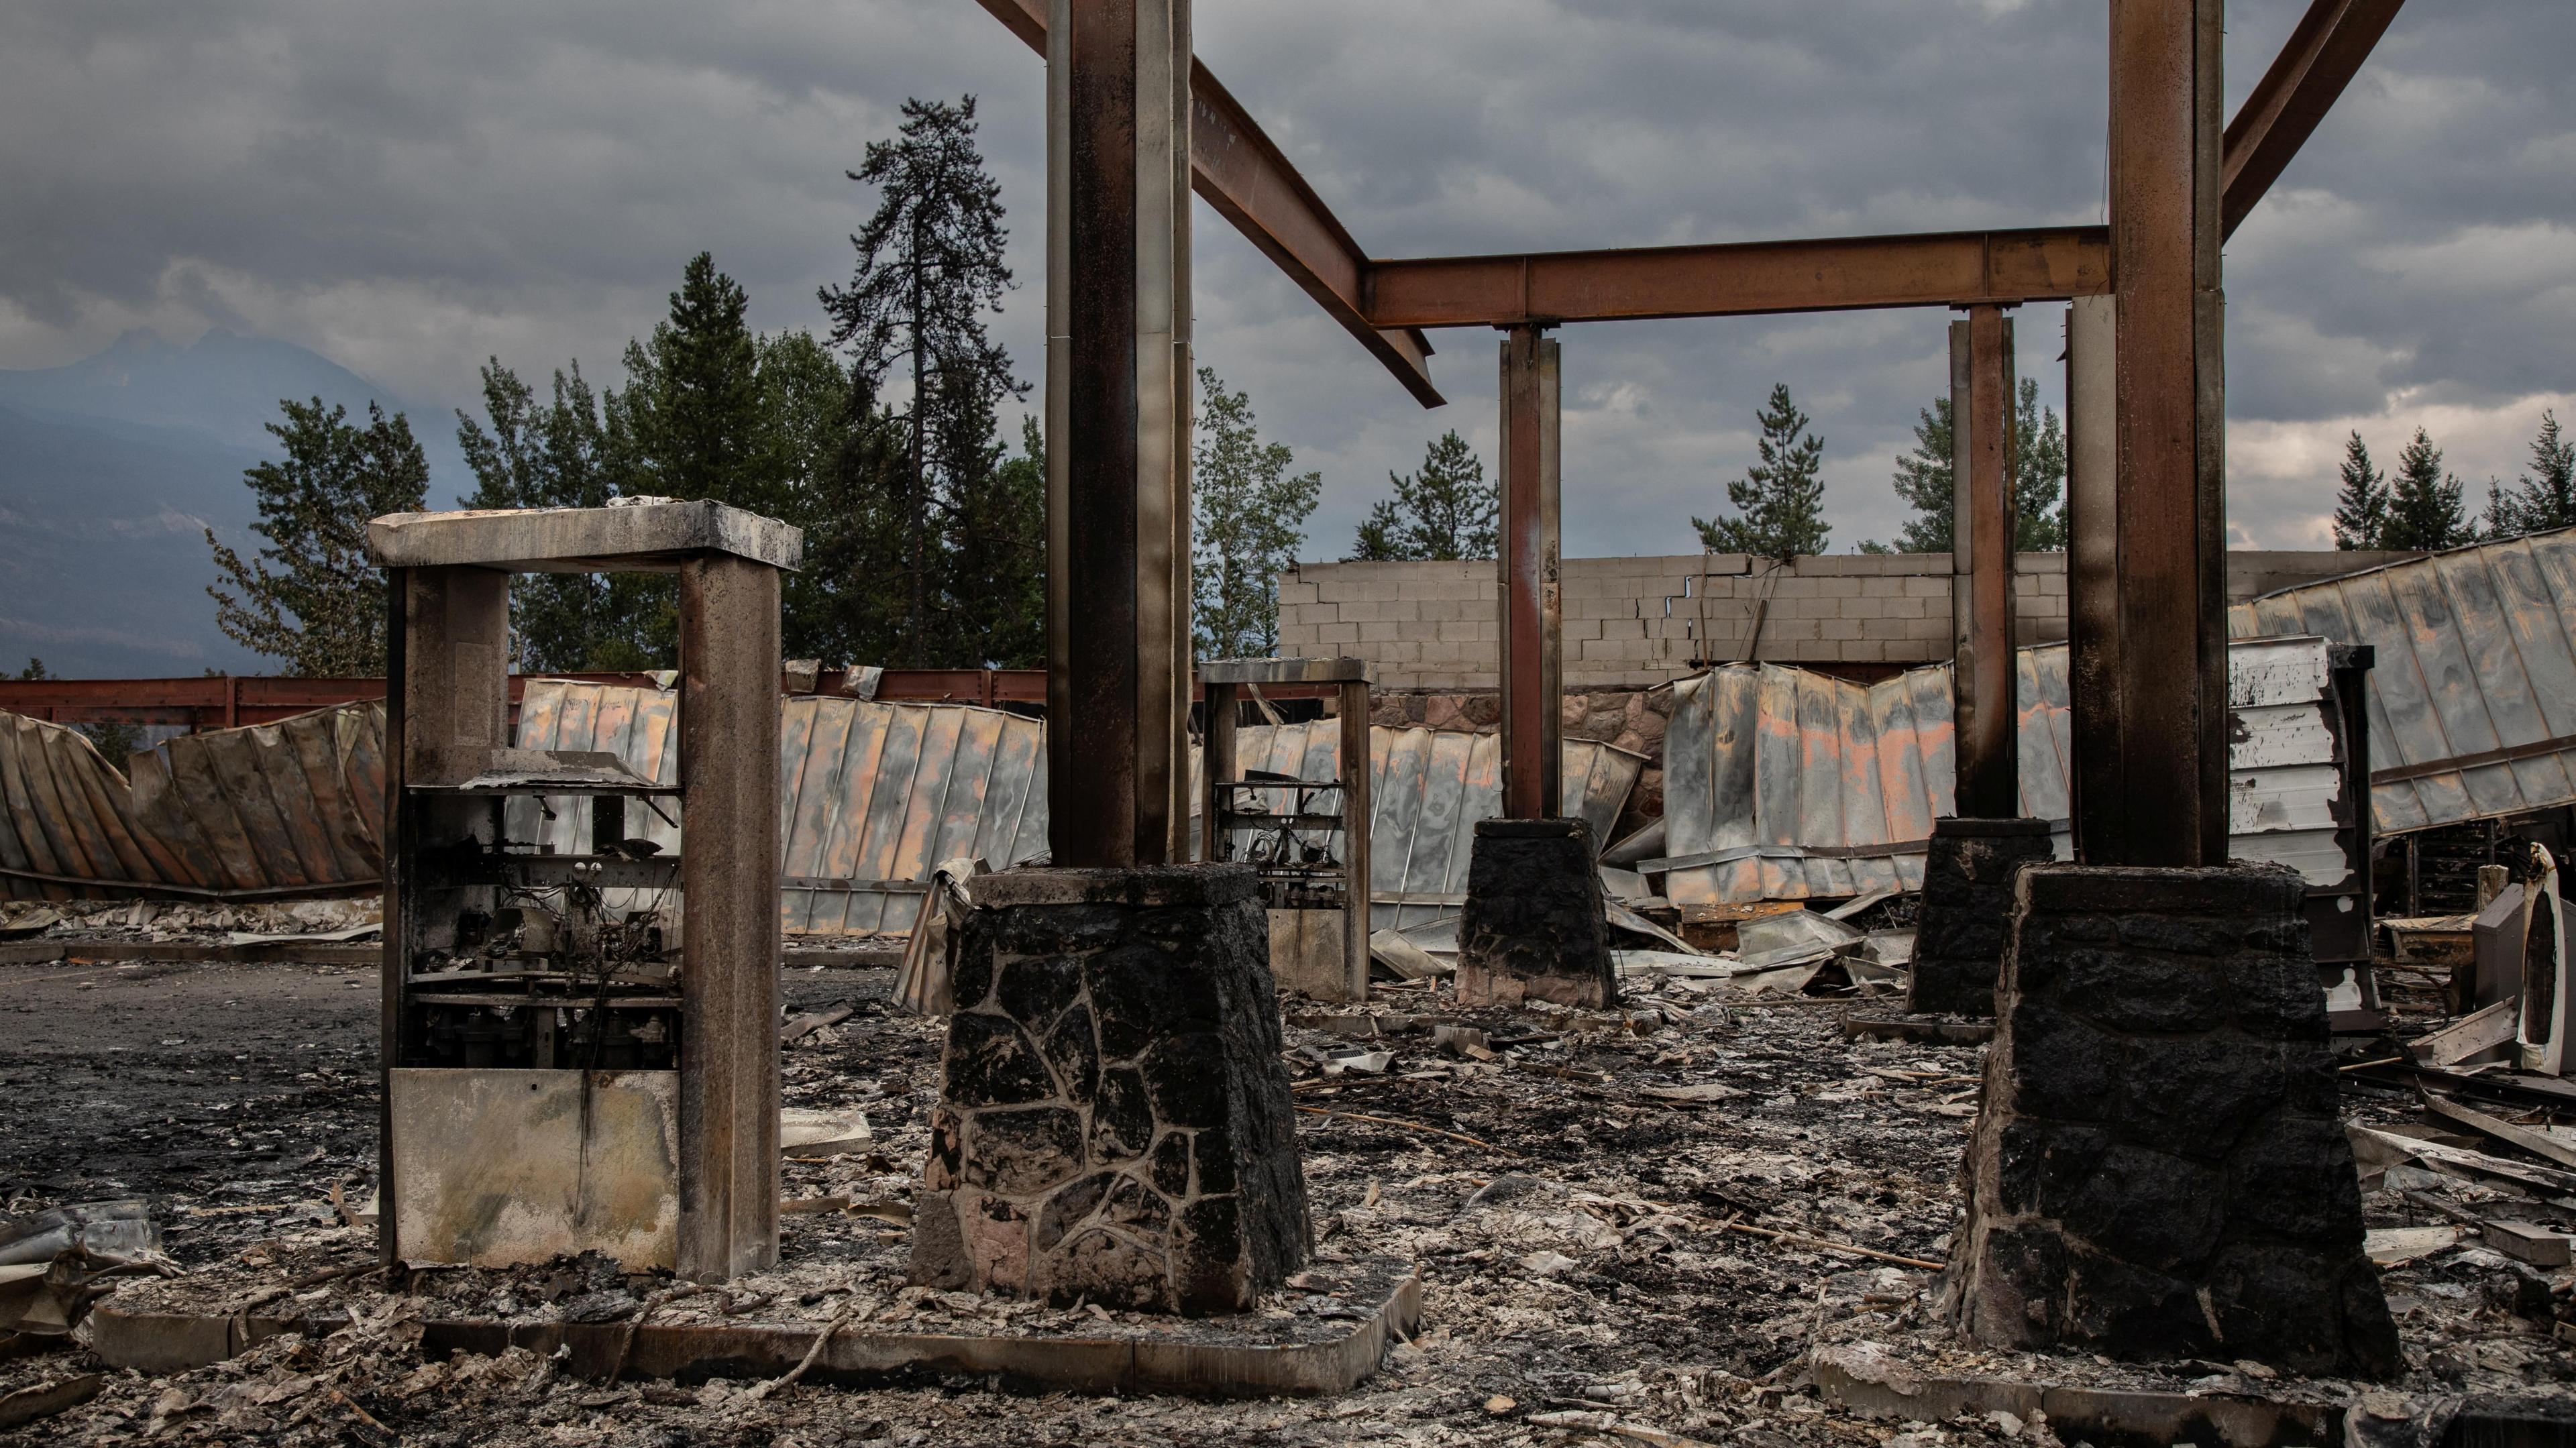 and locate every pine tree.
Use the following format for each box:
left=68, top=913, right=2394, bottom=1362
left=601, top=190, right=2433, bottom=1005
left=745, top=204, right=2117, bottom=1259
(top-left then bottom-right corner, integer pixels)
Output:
left=207, top=398, right=427, bottom=675
left=2481, top=410, right=2576, bottom=540
left=799, top=380, right=918, bottom=670
left=1872, top=397, right=1955, bottom=554
left=821, top=96, right=1022, bottom=666
left=622, top=254, right=768, bottom=510
left=2012, top=378, right=2067, bottom=551
left=1193, top=368, right=1320, bottom=658
left=1696, top=384, right=1829, bottom=561
left=1344, top=431, right=1496, bottom=561
left=2331, top=431, right=2390, bottom=551
left=2384, top=427, right=2470, bottom=551
left=941, top=413, right=1046, bottom=667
